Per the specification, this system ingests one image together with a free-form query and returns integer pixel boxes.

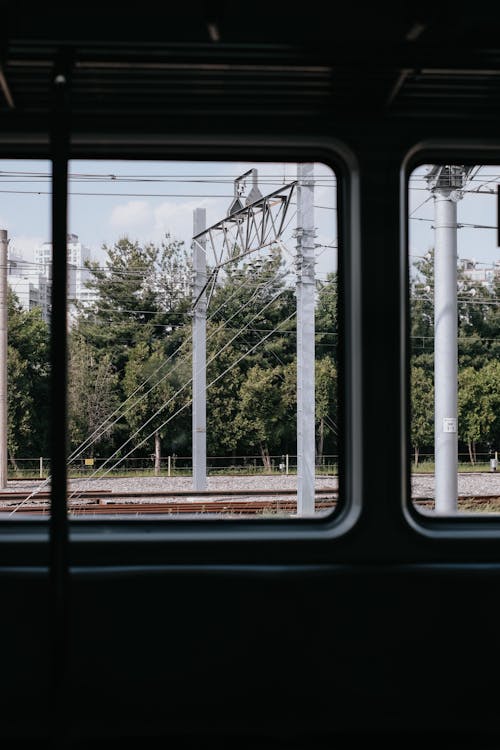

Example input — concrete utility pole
[192,208,207,491]
[426,166,471,513]
[296,164,316,516]
[0,230,7,489]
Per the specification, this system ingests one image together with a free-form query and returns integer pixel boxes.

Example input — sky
[0,159,337,282]
[409,164,500,272]
[0,158,498,282]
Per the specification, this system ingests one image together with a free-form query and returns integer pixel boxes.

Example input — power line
[85,311,299,488]
[0,189,234,198]
[70,291,296,494]
[65,268,290,475]
[0,169,337,181]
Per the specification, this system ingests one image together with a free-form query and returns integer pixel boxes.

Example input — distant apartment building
[459,258,500,289]
[36,233,95,303]
[8,233,98,324]
[7,254,52,322]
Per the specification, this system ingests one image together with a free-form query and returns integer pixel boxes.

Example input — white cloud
[109,200,153,233]
[106,198,230,251]
[152,197,228,248]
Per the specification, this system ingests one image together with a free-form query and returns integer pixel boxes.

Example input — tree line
[411,250,499,464]
[6,238,498,470]
[7,236,338,470]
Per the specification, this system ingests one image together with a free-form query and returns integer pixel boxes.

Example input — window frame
[0,133,363,566]
[402,139,500,539]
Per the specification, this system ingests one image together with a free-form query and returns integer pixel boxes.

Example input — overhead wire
[7,163,497,507]
[10,265,287,510]
[69,283,296,498]
[69,309,298,499]
[66,263,291,469]
[67,268,286,466]
[69,251,336,495]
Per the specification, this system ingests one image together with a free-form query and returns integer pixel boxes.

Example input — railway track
[71,499,336,515]
[5,498,338,516]
[0,489,499,515]
[0,487,338,515]
[415,496,500,510]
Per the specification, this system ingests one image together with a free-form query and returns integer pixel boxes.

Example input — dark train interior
[1,2,500,747]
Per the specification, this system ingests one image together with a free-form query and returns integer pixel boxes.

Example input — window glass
[64,159,339,520]
[0,160,51,519]
[409,164,500,514]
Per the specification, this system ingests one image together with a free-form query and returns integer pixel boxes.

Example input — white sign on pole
[443,417,457,433]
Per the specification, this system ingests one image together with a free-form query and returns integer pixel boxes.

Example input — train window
[32,157,341,523]
[0,159,52,521]
[409,163,500,516]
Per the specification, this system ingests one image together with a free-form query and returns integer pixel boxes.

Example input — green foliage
[68,334,120,456]
[235,364,292,467]
[206,335,244,455]
[315,272,338,362]
[122,339,191,456]
[68,235,192,459]
[410,365,434,464]
[207,246,296,370]
[410,251,434,348]
[6,227,498,468]
[7,346,31,457]
[457,272,500,368]
[458,361,500,462]
[7,290,50,457]
[78,235,191,373]
[410,249,499,460]
[315,355,338,458]
[205,246,297,461]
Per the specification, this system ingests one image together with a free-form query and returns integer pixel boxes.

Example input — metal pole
[49,51,72,748]
[433,189,459,513]
[296,164,316,516]
[0,230,8,488]
[192,208,207,491]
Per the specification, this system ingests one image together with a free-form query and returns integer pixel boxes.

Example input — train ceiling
[1,3,500,125]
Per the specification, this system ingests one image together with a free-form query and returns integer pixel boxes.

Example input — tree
[122,340,190,474]
[410,365,434,466]
[315,356,338,463]
[457,272,500,368]
[7,290,50,462]
[458,362,500,463]
[207,245,296,372]
[281,356,338,464]
[410,251,434,338]
[315,272,339,362]
[235,364,288,469]
[410,248,499,370]
[203,246,296,462]
[77,235,191,375]
[205,333,244,458]
[68,335,120,459]
[7,347,31,466]
[68,235,192,463]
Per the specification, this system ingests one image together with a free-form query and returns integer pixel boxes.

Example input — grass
[415,498,500,513]
[412,462,494,473]
[8,461,493,480]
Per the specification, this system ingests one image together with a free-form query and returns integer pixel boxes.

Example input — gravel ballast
[1,471,498,499]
